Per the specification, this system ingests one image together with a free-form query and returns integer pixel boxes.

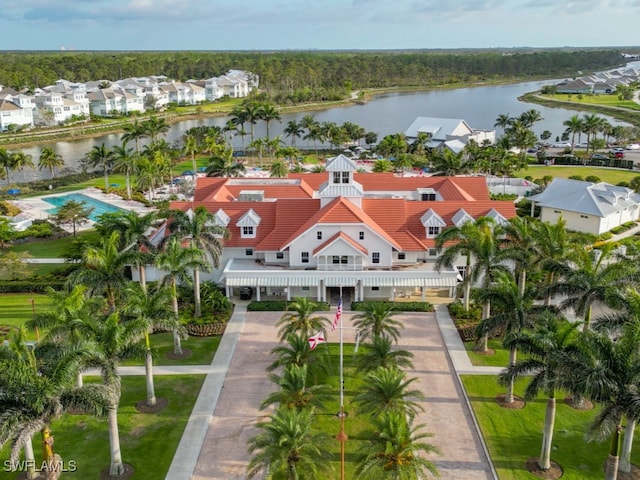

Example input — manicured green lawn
[8,230,98,258]
[22,175,128,197]
[0,293,51,341]
[465,339,511,367]
[0,374,205,480]
[122,332,222,366]
[520,165,640,185]
[461,375,640,479]
[540,93,640,111]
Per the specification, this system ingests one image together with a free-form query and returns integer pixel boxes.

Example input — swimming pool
[44,193,125,222]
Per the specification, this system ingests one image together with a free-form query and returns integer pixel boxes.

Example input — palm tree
[563,114,584,149]
[83,311,149,476]
[167,206,228,318]
[564,322,640,480]
[500,315,581,471]
[38,146,64,179]
[393,153,414,176]
[155,236,208,355]
[284,120,304,147]
[276,297,329,342]
[122,282,177,407]
[242,101,261,144]
[259,102,281,140]
[353,366,425,419]
[530,218,571,306]
[97,209,157,290]
[431,149,467,176]
[354,335,414,374]
[269,158,288,177]
[357,411,439,480]
[183,133,199,180]
[84,143,116,192]
[229,105,249,152]
[0,337,110,477]
[10,152,34,182]
[546,243,640,332]
[67,231,133,313]
[352,302,403,343]
[502,216,537,295]
[260,364,332,411]
[267,333,327,381]
[581,113,604,155]
[143,115,169,143]
[112,142,136,200]
[476,272,546,404]
[205,146,246,177]
[0,147,15,185]
[494,113,512,134]
[247,406,332,480]
[121,119,148,153]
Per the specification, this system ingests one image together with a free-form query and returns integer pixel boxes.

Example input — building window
[333,172,341,184]
[580,214,589,219]
[341,256,348,264]
[301,252,309,263]
[398,253,406,260]
[359,231,364,240]
[332,255,340,264]
[342,171,349,184]
[428,248,438,257]
[553,210,561,214]
[456,266,467,280]
[427,226,440,237]
[242,226,254,237]
[301,286,309,291]
[245,248,253,256]
[372,286,380,291]
[317,231,322,240]
[421,193,436,201]
[372,252,380,264]
[276,252,284,259]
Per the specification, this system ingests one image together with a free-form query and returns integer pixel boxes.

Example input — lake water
[7,71,637,183]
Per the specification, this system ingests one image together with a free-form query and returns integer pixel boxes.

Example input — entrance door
[327,287,353,306]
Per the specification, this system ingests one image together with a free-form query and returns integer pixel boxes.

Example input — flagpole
[335,285,347,480]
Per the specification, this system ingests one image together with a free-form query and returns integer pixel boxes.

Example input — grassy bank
[519,165,640,185]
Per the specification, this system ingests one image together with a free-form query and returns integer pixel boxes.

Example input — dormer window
[242,226,254,237]
[332,171,350,184]
[427,226,441,238]
[236,208,261,239]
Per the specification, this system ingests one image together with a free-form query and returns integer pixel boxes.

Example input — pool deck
[9,187,153,231]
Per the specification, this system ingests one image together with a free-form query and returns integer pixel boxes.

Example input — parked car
[610,148,625,158]
[590,153,609,161]
[239,287,253,300]
[626,143,640,150]
[552,142,572,148]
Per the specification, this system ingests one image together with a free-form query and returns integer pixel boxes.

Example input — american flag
[308,331,325,350]
[332,297,342,331]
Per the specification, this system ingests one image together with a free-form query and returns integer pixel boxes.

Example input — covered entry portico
[222,259,458,302]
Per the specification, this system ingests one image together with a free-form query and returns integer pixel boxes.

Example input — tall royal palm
[67,231,133,313]
[563,114,584,148]
[501,315,580,471]
[84,143,116,192]
[168,206,228,317]
[564,322,640,480]
[259,102,281,140]
[284,120,304,147]
[476,272,546,404]
[38,146,64,179]
[112,142,137,200]
[143,115,169,143]
[121,119,148,153]
[0,148,15,185]
[155,236,208,355]
[546,243,640,332]
[10,152,35,182]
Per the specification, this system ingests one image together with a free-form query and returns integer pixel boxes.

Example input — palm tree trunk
[172,279,182,355]
[605,424,622,480]
[518,268,527,297]
[620,419,635,473]
[539,395,556,470]
[194,268,201,318]
[125,171,132,200]
[104,169,109,192]
[108,406,125,476]
[463,257,472,311]
[139,265,147,292]
[23,437,37,480]
[77,371,83,388]
[583,305,592,333]
[505,348,517,403]
[145,348,157,407]
[476,299,491,352]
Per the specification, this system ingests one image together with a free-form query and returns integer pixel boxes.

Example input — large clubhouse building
[143,155,517,303]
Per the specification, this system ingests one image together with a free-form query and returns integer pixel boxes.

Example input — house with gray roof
[528,178,640,235]
[404,117,494,153]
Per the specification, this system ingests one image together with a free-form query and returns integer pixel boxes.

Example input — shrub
[0,281,65,293]
[13,221,55,240]
[447,301,482,323]
[247,300,330,311]
[350,301,434,312]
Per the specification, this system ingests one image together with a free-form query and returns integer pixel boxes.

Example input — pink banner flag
[308,331,325,350]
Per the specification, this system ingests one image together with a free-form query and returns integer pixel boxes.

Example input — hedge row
[350,301,434,312]
[247,300,331,311]
[0,281,65,293]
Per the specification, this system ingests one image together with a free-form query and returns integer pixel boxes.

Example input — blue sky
[1,0,639,51]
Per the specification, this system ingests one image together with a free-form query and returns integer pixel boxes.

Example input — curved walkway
[140,302,501,480]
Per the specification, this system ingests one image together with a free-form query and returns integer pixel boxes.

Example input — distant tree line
[0,49,625,105]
